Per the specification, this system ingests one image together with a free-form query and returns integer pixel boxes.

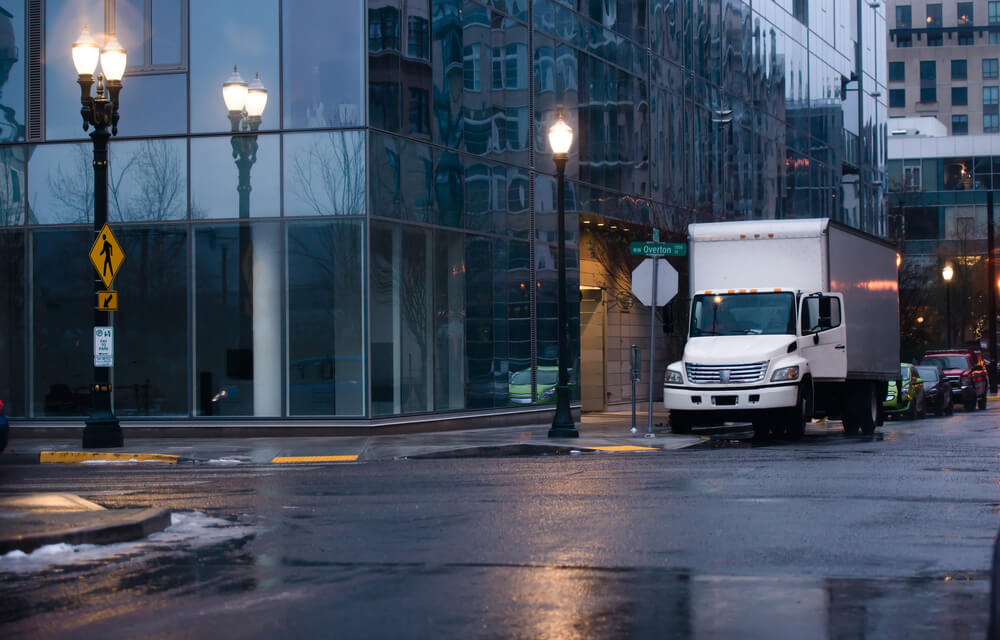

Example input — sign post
[631,239,680,437]
[85,223,125,448]
[629,344,641,434]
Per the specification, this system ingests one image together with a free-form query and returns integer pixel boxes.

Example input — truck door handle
[834,344,846,350]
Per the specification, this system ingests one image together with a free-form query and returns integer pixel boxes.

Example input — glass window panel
[925,4,940,26]
[109,138,186,221]
[116,0,145,66]
[984,59,999,80]
[952,115,968,135]
[114,74,187,137]
[992,1,1000,25]
[195,222,282,416]
[114,227,187,415]
[371,221,432,415]
[0,4,24,142]
[888,61,904,82]
[284,130,365,216]
[28,142,93,224]
[0,145,25,224]
[32,228,91,416]
[0,230,24,415]
[953,87,968,106]
[958,3,973,25]
[288,219,365,416]
[190,0,279,133]
[434,229,465,411]
[434,149,462,227]
[369,132,400,218]
[896,5,911,28]
[150,0,182,65]
[45,0,103,140]
[952,60,967,80]
[464,234,495,408]
[191,134,279,219]
[920,60,936,80]
[920,87,936,103]
[283,0,364,128]
[889,89,905,108]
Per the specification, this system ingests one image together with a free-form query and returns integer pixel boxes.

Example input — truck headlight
[771,365,800,381]
[665,368,683,384]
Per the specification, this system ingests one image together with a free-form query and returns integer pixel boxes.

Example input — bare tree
[46,144,93,224]
[109,140,185,222]
[290,132,365,215]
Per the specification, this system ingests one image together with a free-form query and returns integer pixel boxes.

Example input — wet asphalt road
[0,407,998,639]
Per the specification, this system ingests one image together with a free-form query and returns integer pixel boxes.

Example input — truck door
[800,293,847,380]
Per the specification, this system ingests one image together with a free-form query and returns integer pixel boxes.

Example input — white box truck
[664,218,899,438]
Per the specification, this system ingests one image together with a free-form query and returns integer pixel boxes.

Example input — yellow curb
[270,455,359,464]
[41,451,178,464]
[584,445,659,452]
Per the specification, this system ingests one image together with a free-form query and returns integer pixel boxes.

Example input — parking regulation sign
[94,326,114,367]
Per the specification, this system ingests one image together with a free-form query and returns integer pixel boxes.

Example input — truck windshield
[689,292,796,337]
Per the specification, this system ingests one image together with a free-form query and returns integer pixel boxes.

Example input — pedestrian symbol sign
[97,290,118,311]
[89,224,124,288]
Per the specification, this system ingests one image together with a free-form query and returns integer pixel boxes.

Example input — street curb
[405,443,664,459]
[0,507,171,554]
[0,451,182,465]
[39,451,179,464]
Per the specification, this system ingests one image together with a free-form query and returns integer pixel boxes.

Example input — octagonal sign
[631,258,678,307]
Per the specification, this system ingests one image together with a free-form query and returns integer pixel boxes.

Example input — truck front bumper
[664,383,799,413]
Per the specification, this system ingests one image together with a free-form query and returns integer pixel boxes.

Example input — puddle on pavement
[2,555,988,638]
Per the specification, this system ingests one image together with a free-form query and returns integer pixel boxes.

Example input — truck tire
[856,383,878,435]
[670,411,692,434]
[785,383,810,440]
[842,417,860,435]
[963,388,977,411]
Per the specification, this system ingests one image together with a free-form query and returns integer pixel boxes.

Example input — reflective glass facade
[0,1,886,421]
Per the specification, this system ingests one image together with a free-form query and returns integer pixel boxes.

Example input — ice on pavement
[0,511,254,573]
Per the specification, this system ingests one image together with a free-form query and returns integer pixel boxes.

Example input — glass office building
[0,1,886,423]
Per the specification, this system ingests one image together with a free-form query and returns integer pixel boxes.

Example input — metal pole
[549,154,578,437]
[647,259,658,435]
[82,126,122,448]
[989,190,997,393]
[946,282,952,347]
[630,344,640,434]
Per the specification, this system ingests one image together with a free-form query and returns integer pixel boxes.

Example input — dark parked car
[915,365,953,416]
[920,350,988,411]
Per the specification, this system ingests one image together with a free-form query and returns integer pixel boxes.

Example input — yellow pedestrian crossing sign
[89,224,124,288]
[97,290,118,311]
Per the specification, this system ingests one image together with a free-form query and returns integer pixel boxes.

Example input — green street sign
[629,241,687,257]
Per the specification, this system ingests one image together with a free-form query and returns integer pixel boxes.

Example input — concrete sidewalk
[0,408,703,466]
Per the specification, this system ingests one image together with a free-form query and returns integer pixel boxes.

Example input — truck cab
[666,288,845,439]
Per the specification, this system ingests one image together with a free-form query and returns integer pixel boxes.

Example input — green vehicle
[883,362,926,419]
[508,366,572,404]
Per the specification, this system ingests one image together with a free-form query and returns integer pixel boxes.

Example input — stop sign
[631,258,678,307]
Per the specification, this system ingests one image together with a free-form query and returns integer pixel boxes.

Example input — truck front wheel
[785,382,811,440]
[670,411,692,434]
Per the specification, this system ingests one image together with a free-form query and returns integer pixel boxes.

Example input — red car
[920,350,988,411]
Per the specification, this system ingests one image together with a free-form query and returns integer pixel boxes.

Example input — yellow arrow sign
[97,290,118,311]
[89,224,125,288]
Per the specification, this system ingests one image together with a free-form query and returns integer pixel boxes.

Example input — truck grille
[685,362,769,384]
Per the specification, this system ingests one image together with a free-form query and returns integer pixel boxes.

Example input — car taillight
[0,399,5,415]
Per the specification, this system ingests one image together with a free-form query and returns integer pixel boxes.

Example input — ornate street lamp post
[222,66,267,219]
[943,263,954,346]
[74,26,126,448]
[547,114,578,438]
